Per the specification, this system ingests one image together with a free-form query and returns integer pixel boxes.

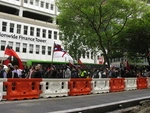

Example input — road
[0,89,150,113]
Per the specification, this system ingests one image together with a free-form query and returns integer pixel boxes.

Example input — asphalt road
[0,89,150,113]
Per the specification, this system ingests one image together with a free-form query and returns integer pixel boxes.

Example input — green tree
[119,9,150,65]
[57,0,146,67]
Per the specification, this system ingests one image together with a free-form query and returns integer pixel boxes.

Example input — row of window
[0,40,95,59]
[24,0,55,11]
[83,51,93,59]
[2,21,61,40]
[1,40,52,55]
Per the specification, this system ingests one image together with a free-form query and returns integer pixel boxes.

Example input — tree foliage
[119,7,150,65]
[56,0,147,67]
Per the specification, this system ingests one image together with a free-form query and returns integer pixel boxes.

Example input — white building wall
[0,0,21,6]
[0,0,100,65]
[0,15,63,62]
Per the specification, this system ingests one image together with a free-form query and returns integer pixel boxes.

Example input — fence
[0,77,149,101]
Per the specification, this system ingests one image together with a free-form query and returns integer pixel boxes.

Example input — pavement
[0,89,150,113]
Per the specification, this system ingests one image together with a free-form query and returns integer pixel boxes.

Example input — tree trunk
[147,57,150,66]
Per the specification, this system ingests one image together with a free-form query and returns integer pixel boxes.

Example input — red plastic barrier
[3,78,42,101]
[68,78,92,96]
[109,78,125,92]
[137,77,148,89]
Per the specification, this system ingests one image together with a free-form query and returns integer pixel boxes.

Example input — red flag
[78,59,85,68]
[12,56,24,69]
[147,52,150,57]
[5,45,19,58]
[4,45,23,69]
[124,60,130,71]
[69,60,75,68]
[3,56,11,65]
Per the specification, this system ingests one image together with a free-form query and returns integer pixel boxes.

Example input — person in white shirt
[12,65,22,78]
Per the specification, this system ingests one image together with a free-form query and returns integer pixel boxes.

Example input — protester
[64,65,71,78]
[12,65,22,78]
[2,61,149,78]
[27,65,36,78]
[33,64,43,78]
[0,64,7,78]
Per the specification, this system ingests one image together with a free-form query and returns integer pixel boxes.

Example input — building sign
[0,32,46,43]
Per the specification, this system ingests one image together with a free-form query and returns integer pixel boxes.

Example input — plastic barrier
[137,77,148,89]
[125,78,137,91]
[3,78,42,101]
[40,79,70,98]
[147,77,150,88]
[92,78,110,94]
[109,78,125,92]
[68,78,92,96]
[0,79,7,101]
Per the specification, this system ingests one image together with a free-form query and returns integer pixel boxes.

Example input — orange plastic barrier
[3,78,42,101]
[68,78,92,96]
[137,77,148,89]
[109,78,125,92]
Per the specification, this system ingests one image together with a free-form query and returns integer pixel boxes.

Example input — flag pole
[51,41,55,68]
[1,45,7,64]
[1,54,5,64]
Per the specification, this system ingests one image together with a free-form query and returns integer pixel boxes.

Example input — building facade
[0,0,100,64]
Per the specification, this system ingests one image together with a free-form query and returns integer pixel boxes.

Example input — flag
[4,45,23,69]
[53,43,73,61]
[147,52,150,57]
[69,60,75,67]
[78,59,85,68]
[3,56,11,66]
[124,60,130,71]
[99,56,104,64]
[5,45,19,57]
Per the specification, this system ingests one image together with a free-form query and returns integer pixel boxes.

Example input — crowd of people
[0,63,150,79]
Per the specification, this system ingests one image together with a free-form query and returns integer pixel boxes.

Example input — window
[42,46,45,55]
[41,1,44,8]
[97,55,100,60]
[29,44,33,53]
[30,27,34,36]
[24,0,28,3]
[36,28,40,37]
[8,42,13,49]
[87,52,89,59]
[54,31,57,39]
[46,3,49,9]
[83,51,85,58]
[48,30,52,39]
[10,23,14,33]
[50,4,54,10]
[23,43,27,53]
[36,45,40,54]
[30,0,33,5]
[16,42,20,52]
[91,52,93,59]
[42,29,46,38]
[1,41,6,51]
[2,22,7,32]
[47,46,51,55]
[17,24,21,34]
[24,26,28,35]
[35,0,39,6]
